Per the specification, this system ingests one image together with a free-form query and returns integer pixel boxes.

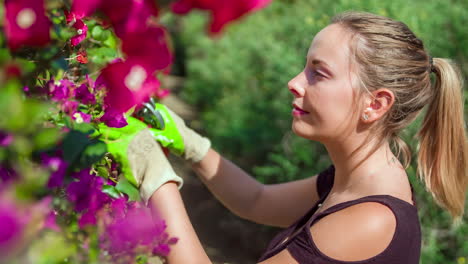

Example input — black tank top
[258,165,422,264]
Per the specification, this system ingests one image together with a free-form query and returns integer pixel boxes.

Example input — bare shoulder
[310,202,397,261]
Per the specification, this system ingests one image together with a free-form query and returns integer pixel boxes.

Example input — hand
[138,101,211,163]
[96,116,183,204]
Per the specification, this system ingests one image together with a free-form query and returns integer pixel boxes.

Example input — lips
[292,103,309,116]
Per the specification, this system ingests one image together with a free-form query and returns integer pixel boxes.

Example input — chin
[292,122,316,141]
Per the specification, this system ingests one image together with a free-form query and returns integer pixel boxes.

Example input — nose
[288,73,304,97]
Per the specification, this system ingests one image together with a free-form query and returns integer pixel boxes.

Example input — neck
[323,135,397,193]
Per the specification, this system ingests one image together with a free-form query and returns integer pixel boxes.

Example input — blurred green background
[164,0,468,263]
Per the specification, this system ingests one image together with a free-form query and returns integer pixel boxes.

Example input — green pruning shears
[95,101,184,187]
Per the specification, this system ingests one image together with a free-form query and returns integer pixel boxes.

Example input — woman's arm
[192,148,321,228]
[149,182,211,264]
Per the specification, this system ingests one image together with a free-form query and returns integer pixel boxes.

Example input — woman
[129,11,468,263]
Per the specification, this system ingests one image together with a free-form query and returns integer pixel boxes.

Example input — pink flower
[171,0,271,33]
[4,0,51,50]
[70,19,88,46]
[72,111,92,123]
[101,205,176,257]
[0,132,13,147]
[0,196,27,254]
[99,60,160,113]
[43,210,59,232]
[61,100,79,115]
[47,79,74,101]
[121,27,172,72]
[41,154,68,188]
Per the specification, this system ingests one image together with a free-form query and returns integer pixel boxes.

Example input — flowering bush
[0,0,270,263]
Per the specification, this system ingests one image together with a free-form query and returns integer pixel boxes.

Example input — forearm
[191,148,265,221]
[149,182,211,264]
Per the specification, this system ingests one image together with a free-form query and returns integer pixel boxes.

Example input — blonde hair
[332,11,468,219]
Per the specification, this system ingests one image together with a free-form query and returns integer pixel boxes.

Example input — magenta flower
[71,0,103,20]
[72,111,92,123]
[99,107,128,128]
[67,170,110,227]
[4,0,51,50]
[41,155,68,188]
[171,0,271,33]
[70,19,88,46]
[99,60,160,113]
[43,210,59,232]
[74,83,96,104]
[0,197,27,254]
[0,132,13,147]
[100,0,158,38]
[121,27,172,72]
[61,100,79,115]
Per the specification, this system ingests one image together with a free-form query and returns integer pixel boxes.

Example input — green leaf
[74,122,96,135]
[116,177,140,202]
[96,166,110,178]
[102,185,122,199]
[75,140,107,170]
[62,130,92,164]
[33,127,61,150]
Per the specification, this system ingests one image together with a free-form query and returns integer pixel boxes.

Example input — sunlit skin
[289,24,357,143]
[289,24,410,198]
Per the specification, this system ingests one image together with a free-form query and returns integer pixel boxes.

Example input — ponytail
[417,58,468,220]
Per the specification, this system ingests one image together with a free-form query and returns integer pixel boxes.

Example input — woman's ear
[361,89,395,123]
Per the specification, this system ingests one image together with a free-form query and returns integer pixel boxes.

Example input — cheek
[320,81,356,124]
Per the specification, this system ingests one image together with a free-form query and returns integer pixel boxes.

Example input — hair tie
[429,56,435,73]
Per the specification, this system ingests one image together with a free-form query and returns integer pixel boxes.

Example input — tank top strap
[308,194,417,227]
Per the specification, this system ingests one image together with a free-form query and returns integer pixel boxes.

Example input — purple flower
[4,0,51,50]
[101,205,175,256]
[0,132,13,147]
[0,165,17,183]
[72,111,92,123]
[0,197,27,254]
[99,107,128,128]
[47,79,74,101]
[99,60,160,113]
[121,27,172,72]
[67,170,110,227]
[41,155,68,188]
[74,83,96,104]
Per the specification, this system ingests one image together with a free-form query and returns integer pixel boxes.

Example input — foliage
[177,0,468,262]
[0,0,272,263]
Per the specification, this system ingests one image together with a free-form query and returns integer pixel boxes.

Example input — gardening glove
[96,116,183,204]
[138,100,211,163]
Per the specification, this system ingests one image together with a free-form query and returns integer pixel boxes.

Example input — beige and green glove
[127,129,183,204]
[138,101,211,163]
[97,116,183,205]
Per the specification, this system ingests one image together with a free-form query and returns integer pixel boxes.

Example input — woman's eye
[308,69,324,79]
